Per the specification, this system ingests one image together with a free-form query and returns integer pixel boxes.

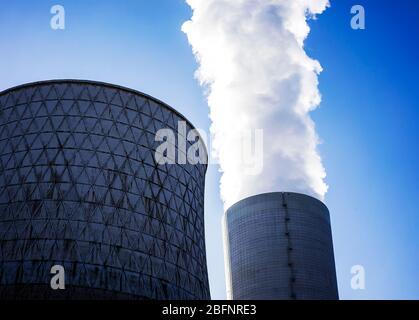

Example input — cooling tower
[0,80,210,300]
[223,192,338,300]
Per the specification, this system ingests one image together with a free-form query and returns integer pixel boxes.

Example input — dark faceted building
[0,80,210,299]
[223,192,338,300]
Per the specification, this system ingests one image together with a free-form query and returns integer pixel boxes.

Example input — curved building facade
[0,80,210,299]
[223,192,338,300]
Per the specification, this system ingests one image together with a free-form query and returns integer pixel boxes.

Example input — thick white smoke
[182,0,330,210]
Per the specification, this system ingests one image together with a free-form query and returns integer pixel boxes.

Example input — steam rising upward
[182,0,330,210]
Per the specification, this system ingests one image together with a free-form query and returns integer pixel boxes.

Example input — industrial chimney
[223,192,338,300]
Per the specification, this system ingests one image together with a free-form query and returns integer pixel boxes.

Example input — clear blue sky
[1,0,418,299]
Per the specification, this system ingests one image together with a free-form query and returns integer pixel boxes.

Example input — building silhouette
[0,80,210,299]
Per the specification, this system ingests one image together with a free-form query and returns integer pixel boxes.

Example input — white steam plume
[182,0,330,210]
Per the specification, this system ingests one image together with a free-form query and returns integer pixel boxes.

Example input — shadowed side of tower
[223,192,338,300]
[0,80,210,300]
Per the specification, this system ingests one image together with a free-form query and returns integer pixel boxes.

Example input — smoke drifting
[182,0,330,210]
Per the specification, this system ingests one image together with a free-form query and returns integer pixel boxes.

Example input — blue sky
[1,0,418,299]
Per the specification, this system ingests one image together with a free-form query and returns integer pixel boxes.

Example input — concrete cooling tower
[0,80,210,300]
[223,192,338,300]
